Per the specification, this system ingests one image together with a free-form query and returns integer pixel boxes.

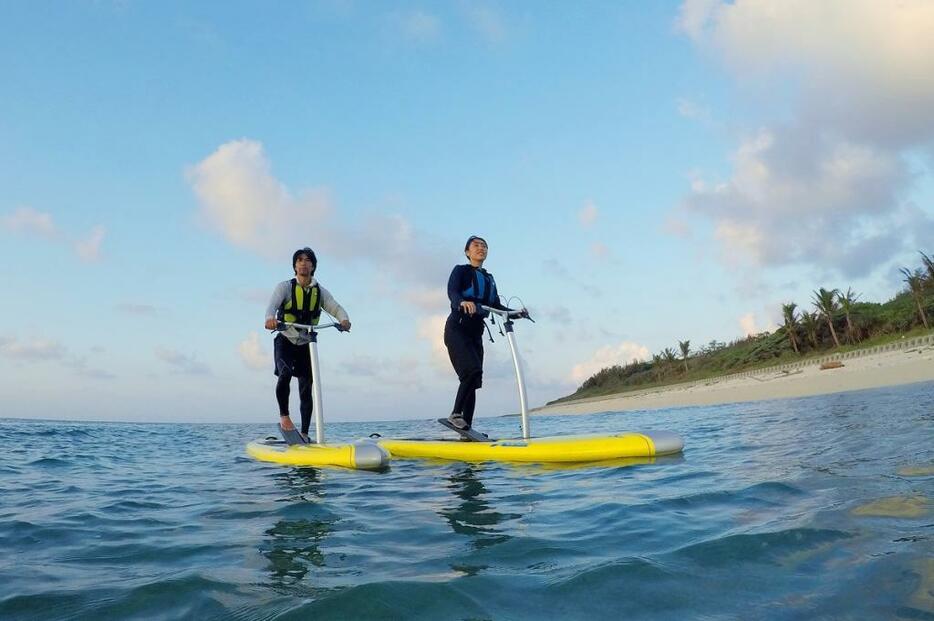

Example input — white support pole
[309,333,325,445]
[504,322,531,439]
[479,305,532,439]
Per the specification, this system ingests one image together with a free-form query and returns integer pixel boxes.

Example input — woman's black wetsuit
[444,264,507,427]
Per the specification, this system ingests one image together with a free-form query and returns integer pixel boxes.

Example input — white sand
[534,345,934,416]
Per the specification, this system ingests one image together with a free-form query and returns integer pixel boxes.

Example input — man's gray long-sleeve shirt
[265,279,349,345]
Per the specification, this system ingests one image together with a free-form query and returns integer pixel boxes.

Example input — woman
[443,235,513,430]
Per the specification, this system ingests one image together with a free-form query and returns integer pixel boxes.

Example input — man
[265,247,351,443]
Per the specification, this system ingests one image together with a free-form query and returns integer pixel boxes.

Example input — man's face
[466,239,488,263]
[295,254,315,275]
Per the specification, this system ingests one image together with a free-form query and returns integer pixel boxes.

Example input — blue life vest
[462,267,498,310]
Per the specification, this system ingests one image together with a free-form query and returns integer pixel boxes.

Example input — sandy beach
[535,342,934,416]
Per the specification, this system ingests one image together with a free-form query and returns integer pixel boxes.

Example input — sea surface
[1,381,932,621]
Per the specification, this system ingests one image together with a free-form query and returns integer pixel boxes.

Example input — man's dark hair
[292,247,317,273]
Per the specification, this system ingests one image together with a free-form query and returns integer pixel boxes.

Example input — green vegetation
[552,251,934,404]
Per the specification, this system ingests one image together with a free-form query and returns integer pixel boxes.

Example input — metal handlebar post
[481,306,532,439]
[308,331,325,444]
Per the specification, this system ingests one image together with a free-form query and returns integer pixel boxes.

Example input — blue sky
[3,1,933,424]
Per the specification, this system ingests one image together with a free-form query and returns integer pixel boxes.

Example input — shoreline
[534,344,934,416]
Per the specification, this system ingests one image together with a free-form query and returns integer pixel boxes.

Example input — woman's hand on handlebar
[460,301,477,315]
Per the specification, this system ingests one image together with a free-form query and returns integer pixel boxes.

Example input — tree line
[554,251,934,403]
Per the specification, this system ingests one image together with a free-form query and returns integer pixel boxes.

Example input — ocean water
[1,382,932,621]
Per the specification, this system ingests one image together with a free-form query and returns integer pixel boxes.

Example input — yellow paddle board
[377,430,683,463]
[246,438,390,470]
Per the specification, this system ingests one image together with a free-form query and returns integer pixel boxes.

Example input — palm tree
[900,267,930,329]
[678,340,691,373]
[812,287,841,347]
[781,302,800,354]
[837,288,861,344]
[661,348,677,378]
[662,347,677,366]
[801,311,820,349]
[920,251,934,288]
[651,353,663,381]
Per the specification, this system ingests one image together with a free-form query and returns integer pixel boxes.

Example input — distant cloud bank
[675,0,934,277]
[570,341,650,384]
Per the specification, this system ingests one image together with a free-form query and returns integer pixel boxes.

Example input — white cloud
[569,341,651,384]
[75,225,105,262]
[578,201,598,227]
[402,286,447,309]
[187,139,450,290]
[677,0,934,145]
[683,127,912,274]
[0,337,63,361]
[2,207,107,263]
[0,336,112,378]
[738,312,775,337]
[155,348,211,376]
[238,332,268,370]
[677,97,711,122]
[416,314,449,372]
[676,0,934,277]
[187,139,333,258]
[2,206,57,238]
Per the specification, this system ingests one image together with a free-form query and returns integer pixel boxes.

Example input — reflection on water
[273,467,325,503]
[263,518,332,582]
[439,464,520,552]
[261,468,336,589]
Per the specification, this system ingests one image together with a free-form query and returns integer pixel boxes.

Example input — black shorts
[273,334,311,377]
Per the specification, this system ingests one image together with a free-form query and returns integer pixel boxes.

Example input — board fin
[438,418,491,442]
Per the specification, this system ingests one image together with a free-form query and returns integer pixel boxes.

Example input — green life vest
[279,278,321,325]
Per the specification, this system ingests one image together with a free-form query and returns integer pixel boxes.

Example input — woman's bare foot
[279,415,296,431]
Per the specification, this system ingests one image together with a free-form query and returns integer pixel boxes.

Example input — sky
[2,1,933,424]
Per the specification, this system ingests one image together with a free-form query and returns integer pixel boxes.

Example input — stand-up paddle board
[246,321,390,471]
[377,306,684,464]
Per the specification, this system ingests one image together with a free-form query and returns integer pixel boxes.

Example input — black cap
[464,235,487,251]
[292,247,317,273]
